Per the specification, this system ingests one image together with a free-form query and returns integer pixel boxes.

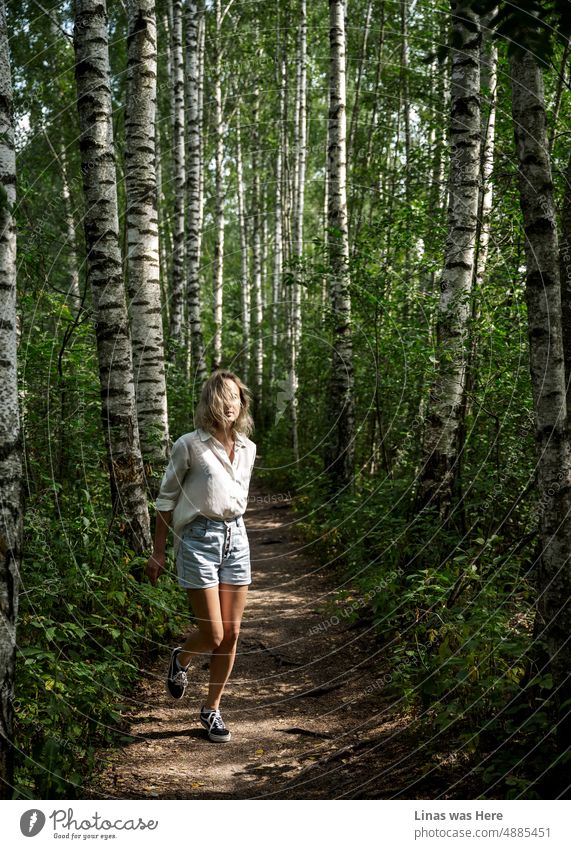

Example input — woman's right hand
[145,552,165,586]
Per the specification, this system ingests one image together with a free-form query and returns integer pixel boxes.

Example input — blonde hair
[195,369,254,438]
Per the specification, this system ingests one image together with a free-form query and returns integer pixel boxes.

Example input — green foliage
[13,292,186,798]
[14,486,183,799]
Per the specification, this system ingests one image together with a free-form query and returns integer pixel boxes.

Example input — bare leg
[205,584,249,710]
[178,586,224,667]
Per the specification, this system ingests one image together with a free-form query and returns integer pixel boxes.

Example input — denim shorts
[176,514,251,589]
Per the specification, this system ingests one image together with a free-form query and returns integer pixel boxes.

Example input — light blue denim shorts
[176,514,251,589]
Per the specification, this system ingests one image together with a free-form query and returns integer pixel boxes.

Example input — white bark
[185,0,207,383]
[212,0,225,369]
[168,0,186,348]
[73,0,151,553]
[270,54,286,392]
[251,82,263,408]
[326,0,355,492]
[59,143,81,315]
[236,116,251,385]
[290,0,307,462]
[416,0,481,518]
[474,12,497,291]
[125,0,170,472]
[155,131,170,327]
[0,0,21,794]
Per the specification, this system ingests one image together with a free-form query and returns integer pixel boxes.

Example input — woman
[145,369,256,743]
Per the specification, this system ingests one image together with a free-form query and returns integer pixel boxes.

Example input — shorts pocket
[186,520,207,539]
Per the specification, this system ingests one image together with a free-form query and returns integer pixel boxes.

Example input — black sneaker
[200,704,232,742]
[166,647,189,699]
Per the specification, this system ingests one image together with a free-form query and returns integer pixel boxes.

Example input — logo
[20,809,46,837]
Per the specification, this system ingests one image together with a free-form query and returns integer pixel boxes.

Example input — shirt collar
[198,427,245,447]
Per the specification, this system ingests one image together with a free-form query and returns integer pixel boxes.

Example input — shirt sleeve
[155,437,192,512]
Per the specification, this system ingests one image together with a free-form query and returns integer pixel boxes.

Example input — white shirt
[155,427,257,553]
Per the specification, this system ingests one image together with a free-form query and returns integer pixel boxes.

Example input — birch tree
[73,0,151,553]
[59,143,81,315]
[125,0,170,473]
[0,0,21,796]
[415,0,481,520]
[251,81,264,407]
[168,0,186,349]
[185,0,207,384]
[454,9,498,522]
[236,115,251,384]
[212,0,225,369]
[290,0,307,462]
[473,10,497,295]
[511,45,571,754]
[270,52,286,391]
[325,0,355,492]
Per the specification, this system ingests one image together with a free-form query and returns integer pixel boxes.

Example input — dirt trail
[85,482,479,800]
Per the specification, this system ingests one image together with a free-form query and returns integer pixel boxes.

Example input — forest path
[85,481,477,800]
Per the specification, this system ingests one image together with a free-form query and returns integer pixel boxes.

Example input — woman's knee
[220,626,240,646]
[199,625,224,650]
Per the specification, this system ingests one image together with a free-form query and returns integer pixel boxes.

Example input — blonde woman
[145,369,256,743]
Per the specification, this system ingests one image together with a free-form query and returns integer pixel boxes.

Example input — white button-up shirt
[155,427,257,553]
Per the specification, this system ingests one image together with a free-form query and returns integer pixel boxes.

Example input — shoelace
[204,709,225,730]
[173,666,188,687]
[172,661,188,687]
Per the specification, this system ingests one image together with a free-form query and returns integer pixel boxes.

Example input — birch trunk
[73,0,151,553]
[185,0,207,384]
[415,0,481,519]
[282,55,292,267]
[290,0,307,461]
[212,0,225,369]
[325,0,355,492]
[60,143,81,315]
[511,47,571,756]
[156,132,170,328]
[251,82,264,409]
[236,116,251,385]
[159,12,174,329]
[474,12,497,294]
[125,0,169,473]
[270,54,286,392]
[454,10,498,521]
[261,181,269,309]
[0,0,21,795]
[168,0,186,350]
[321,114,329,312]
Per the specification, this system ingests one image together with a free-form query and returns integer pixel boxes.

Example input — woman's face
[222,379,241,424]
